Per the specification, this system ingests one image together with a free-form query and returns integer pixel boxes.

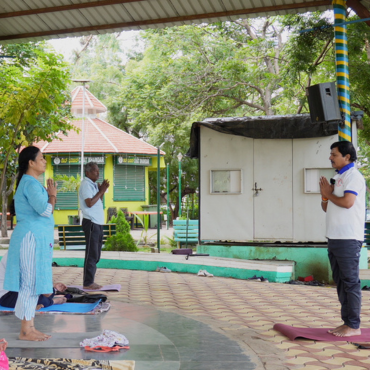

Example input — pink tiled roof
[36,118,164,155]
[71,86,107,113]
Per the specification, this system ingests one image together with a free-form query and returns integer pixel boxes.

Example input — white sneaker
[158,267,171,273]
[198,269,213,277]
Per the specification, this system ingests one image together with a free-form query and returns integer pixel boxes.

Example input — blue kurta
[4,175,54,295]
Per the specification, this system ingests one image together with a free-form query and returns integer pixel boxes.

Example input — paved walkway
[2,226,370,368]
[48,265,370,370]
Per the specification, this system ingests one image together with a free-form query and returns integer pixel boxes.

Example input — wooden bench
[58,224,116,250]
[173,220,199,248]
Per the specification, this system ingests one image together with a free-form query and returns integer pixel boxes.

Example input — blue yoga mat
[0,300,100,313]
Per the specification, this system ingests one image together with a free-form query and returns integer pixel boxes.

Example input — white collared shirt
[326,164,366,241]
[79,177,105,225]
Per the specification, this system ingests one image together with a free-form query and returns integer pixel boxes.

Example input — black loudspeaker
[306,82,342,123]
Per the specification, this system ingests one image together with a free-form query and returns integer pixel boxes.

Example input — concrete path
[2,226,370,369]
[46,265,370,370]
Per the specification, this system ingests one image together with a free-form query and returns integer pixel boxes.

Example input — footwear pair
[304,280,325,287]
[156,266,171,273]
[197,270,213,277]
[247,275,269,283]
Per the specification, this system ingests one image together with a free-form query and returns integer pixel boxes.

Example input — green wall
[197,244,368,284]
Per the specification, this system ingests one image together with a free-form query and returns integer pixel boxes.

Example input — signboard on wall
[52,156,105,165]
[115,156,152,166]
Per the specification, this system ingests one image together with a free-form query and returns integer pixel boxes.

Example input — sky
[47,30,142,62]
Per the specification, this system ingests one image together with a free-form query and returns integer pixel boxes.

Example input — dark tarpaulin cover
[188,114,338,158]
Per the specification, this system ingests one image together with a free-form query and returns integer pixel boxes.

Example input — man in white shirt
[79,162,110,290]
[320,141,366,337]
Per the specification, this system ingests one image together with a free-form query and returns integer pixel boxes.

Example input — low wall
[197,244,368,283]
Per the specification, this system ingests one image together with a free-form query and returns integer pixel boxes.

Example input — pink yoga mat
[274,323,370,342]
[68,284,121,292]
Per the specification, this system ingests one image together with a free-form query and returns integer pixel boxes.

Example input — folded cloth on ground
[84,345,130,352]
[80,330,129,348]
[66,294,107,303]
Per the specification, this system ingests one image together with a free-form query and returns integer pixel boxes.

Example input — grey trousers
[328,238,362,329]
[82,218,103,287]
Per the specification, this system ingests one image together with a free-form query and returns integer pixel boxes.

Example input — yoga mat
[4,331,101,348]
[274,323,370,342]
[68,284,121,292]
[8,358,135,370]
[0,301,100,313]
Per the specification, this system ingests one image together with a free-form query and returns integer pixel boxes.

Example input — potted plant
[134,214,157,251]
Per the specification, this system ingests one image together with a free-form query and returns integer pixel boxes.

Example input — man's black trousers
[82,218,103,287]
[328,238,362,329]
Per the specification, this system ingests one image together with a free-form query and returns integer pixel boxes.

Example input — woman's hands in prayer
[46,179,57,198]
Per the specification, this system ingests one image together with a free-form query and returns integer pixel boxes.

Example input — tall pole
[157,147,161,252]
[72,79,91,225]
[72,79,91,177]
[333,0,351,142]
[81,83,86,178]
[167,163,170,230]
[177,153,183,218]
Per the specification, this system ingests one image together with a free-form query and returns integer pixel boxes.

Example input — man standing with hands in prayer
[79,162,110,290]
[320,141,365,337]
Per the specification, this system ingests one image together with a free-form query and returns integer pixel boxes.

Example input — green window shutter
[54,165,104,210]
[54,166,81,210]
[113,165,145,201]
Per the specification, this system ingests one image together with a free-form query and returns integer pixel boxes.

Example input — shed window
[304,168,335,193]
[210,170,242,194]
[113,165,145,201]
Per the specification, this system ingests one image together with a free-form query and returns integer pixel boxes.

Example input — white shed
[189,114,339,243]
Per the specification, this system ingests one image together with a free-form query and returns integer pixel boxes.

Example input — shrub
[105,233,138,252]
[105,209,138,252]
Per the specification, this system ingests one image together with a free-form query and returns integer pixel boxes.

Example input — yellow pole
[333,0,351,141]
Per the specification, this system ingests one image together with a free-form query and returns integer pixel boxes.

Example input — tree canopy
[69,13,370,216]
[0,42,73,235]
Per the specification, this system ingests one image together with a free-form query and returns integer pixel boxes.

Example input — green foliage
[0,42,74,193]
[104,233,138,252]
[0,42,74,236]
[134,213,156,246]
[164,235,177,249]
[68,14,370,217]
[105,210,138,252]
[54,174,81,192]
[116,210,131,234]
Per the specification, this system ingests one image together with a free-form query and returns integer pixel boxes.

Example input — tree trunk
[1,190,7,238]
[1,174,16,237]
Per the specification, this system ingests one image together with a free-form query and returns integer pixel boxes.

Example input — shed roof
[188,114,338,158]
[0,0,347,44]
[36,117,163,155]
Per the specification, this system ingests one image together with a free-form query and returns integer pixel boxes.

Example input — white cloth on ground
[80,330,129,348]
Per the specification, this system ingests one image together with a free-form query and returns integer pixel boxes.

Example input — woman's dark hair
[330,141,357,162]
[16,146,40,189]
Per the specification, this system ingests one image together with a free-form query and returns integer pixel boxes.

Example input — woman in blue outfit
[4,146,57,341]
